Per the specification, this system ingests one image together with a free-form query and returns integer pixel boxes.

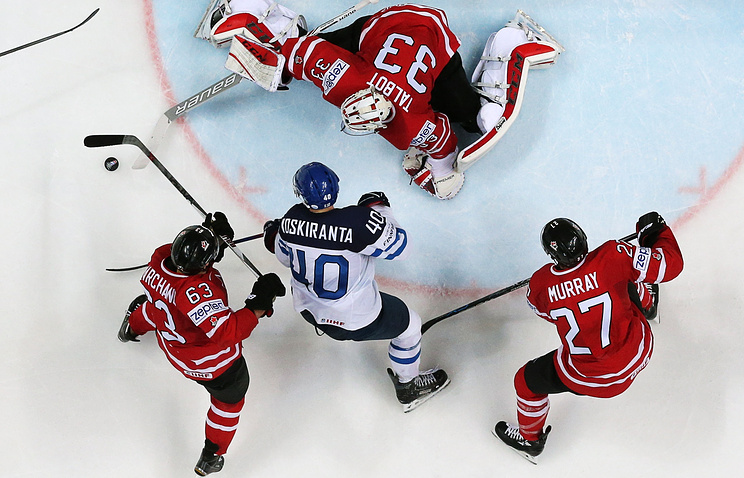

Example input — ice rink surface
[1,1,743,476]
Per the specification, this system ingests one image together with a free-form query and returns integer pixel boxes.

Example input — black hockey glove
[636,211,666,247]
[358,191,390,208]
[244,273,286,317]
[203,212,234,262]
[263,219,280,254]
[203,212,235,240]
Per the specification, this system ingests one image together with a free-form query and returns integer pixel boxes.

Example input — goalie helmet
[293,162,340,210]
[541,218,588,269]
[170,225,220,274]
[340,86,394,135]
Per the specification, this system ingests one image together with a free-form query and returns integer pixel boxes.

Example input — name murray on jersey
[281,217,353,243]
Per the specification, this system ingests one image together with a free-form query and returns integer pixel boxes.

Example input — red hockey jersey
[133,244,260,380]
[281,4,460,159]
[526,227,683,398]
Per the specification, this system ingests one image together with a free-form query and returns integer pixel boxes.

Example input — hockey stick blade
[421,232,637,334]
[85,134,263,277]
[84,134,127,148]
[0,8,99,58]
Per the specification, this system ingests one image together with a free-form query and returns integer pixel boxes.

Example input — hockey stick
[131,73,243,169]
[84,134,262,277]
[0,8,99,58]
[105,232,264,272]
[132,0,381,169]
[421,232,637,334]
[308,0,380,36]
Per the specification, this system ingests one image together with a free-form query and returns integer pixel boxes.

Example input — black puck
[104,157,119,171]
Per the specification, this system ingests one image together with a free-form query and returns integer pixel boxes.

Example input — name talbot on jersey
[281,218,353,243]
[548,272,599,303]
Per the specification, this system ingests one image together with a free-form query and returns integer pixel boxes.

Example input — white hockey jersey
[273,203,409,330]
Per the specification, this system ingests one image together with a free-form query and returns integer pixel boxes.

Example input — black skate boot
[387,368,450,412]
[117,295,146,343]
[194,440,224,476]
[493,421,551,465]
[642,283,659,322]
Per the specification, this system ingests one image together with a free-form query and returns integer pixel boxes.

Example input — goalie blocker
[225,34,286,92]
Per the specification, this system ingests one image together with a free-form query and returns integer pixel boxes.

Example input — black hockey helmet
[170,225,220,274]
[541,218,588,269]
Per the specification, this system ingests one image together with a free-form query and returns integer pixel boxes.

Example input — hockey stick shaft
[84,134,263,277]
[0,8,99,58]
[421,232,637,334]
[308,0,380,36]
[104,232,264,272]
[131,73,244,169]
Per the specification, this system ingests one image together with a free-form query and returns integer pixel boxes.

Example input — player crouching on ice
[493,213,683,464]
[194,1,564,200]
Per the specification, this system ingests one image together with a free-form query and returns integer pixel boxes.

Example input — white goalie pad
[195,0,305,49]
[225,35,285,92]
[457,11,564,172]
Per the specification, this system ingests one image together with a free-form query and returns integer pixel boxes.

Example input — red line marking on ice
[142,0,267,224]
[677,166,707,196]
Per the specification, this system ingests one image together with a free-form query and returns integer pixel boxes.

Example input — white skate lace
[414,370,438,387]
[503,423,529,445]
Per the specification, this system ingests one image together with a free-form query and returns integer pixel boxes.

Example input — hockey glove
[263,219,280,254]
[636,211,666,247]
[358,191,390,208]
[244,272,286,317]
[204,212,234,262]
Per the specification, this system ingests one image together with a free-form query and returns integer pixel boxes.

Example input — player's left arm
[356,198,410,261]
[630,212,684,284]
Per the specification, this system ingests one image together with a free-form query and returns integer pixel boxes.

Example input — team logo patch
[633,246,651,272]
[411,120,436,146]
[323,59,349,95]
[188,299,228,326]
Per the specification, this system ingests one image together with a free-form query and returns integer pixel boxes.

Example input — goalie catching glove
[244,272,286,317]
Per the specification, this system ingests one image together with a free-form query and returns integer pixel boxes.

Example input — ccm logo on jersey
[188,299,228,326]
[322,59,350,95]
[633,247,651,272]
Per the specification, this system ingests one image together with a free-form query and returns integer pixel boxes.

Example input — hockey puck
[104,157,119,171]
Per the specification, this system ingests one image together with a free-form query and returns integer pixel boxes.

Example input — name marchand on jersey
[281,217,354,243]
[141,265,176,304]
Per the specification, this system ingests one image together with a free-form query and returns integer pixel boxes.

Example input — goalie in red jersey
[492,212,684,464]
[196,1,564,200]
[117,212,285,476]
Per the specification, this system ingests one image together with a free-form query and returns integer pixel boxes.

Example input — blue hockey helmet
[541,218,588,269]
[293,162,340,210]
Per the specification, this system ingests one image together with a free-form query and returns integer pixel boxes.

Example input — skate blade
[491,428,540,465]
[515,10,565,53]
[193,0,224,38]
[401,377,451,413]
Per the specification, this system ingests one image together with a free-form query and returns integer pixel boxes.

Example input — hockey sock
[127,304,155,336]
[205,397,245,455]
[514,365,550,441]
[389,308,423,382]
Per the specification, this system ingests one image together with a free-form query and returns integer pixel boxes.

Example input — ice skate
[194,0,231,43]
[387,368,450,412]
[117,295,146,343]
[194,453,224,476]
[402,148,464,200]
[493,421,551,465]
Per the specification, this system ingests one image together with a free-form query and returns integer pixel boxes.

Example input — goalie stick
[133,0,382,169]
[84,134,262,277]
[131,72,244,169]
[105,232,264,272]
[0,8,99,58]
[421,232,636,334]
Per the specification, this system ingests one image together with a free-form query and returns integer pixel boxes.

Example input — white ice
[1,1,743,477]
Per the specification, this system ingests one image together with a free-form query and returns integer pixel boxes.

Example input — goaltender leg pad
[225,35,285,91]
[457,42,561,172]
[196,0,305,49]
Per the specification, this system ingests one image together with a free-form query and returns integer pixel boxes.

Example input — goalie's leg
[195,0,306,49]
